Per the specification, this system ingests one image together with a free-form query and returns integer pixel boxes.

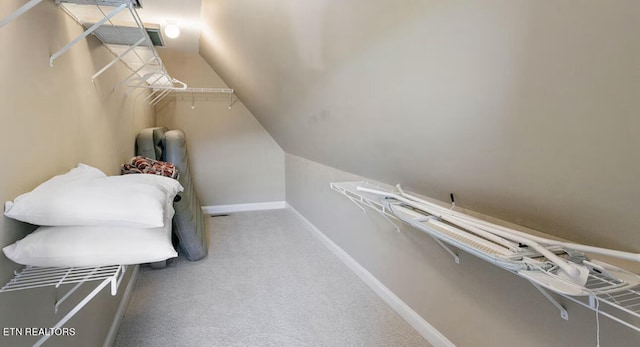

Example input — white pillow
[4,164,180,228]
[2,205,177,267]
[106,173,183,199]
[63,163,108,179]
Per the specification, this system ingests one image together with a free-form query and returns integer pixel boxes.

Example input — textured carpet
[113,209,431,347]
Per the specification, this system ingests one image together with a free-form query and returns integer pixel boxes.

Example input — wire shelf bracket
[0,0,44,29]
[50,2,128,67]
[0,265,127,347]
[531,282,570,320]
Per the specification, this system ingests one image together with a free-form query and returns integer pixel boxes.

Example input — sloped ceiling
[198,0,640,251]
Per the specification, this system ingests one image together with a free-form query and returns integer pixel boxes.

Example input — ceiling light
[164,23,180,39]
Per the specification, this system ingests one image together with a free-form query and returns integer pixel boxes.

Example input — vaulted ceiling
[194,0,640,252]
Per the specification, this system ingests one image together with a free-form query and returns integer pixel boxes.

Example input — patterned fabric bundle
[122,156,179,179]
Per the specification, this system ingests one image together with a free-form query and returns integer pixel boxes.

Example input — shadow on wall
[200,1,640,255]
[0,218,35,285]
[491,2,640,251]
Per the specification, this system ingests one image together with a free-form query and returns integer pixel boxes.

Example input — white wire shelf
[152,87,238,109]
[331,181,640,333]
[1,0,187,104]
[0,265,124,294]
[567,272,640,333]
[0,265,127,347]
[56,0,185,95]
[2,1,238,108]
[157,87,234,94]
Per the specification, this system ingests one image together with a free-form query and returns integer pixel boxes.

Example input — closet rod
[172,87,234,94]
[116,58,160,90]
[130,80,188,90]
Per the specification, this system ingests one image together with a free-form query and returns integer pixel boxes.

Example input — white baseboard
[286,203,455,347]
[202,201,286,215]
[103,265,139,347]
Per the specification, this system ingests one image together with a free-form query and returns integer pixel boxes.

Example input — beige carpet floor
[114,209,431,347]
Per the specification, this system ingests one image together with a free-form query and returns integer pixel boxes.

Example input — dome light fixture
[164,23,180,39]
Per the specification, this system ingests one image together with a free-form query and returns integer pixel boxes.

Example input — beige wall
[286,153,639,346]
[198,1,640,344]
[156,49,285,205]
[1,1,154,345]
[200,0,640,252]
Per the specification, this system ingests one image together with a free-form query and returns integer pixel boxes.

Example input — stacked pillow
[2,164,182,267]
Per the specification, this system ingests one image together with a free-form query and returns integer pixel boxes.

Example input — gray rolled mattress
[135,127,208,261]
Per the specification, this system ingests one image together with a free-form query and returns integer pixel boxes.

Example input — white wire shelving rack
[54,0,185,102]
[330,181,640,334]
[152,87,237,109]
[2,0,180,104]
[2,0,237,107]
[0,265,127,347]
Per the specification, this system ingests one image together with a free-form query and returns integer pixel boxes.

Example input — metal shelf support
[0,0,43,29]
[49,2,128,66]
[531,282,569,320]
